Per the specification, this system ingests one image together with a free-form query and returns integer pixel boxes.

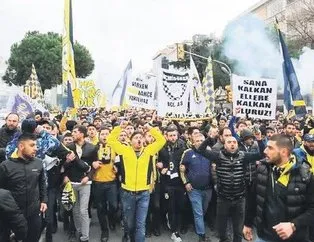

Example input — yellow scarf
[277,158,296,187]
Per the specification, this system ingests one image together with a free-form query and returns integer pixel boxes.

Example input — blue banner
[11,94,33,120]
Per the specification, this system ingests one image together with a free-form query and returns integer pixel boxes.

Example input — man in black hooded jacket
[0,133,47,242]
[0,188,28,242]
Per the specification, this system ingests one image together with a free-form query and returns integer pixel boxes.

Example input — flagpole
[312,80,314,116]
[183,51,232,75]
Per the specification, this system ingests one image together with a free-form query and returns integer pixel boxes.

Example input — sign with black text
[232,75,277,120]
[126,74,156,109]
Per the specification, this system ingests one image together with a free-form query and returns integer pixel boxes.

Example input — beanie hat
[21,119,37,133]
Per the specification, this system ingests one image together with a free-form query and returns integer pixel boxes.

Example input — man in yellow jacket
[107,121,166,242]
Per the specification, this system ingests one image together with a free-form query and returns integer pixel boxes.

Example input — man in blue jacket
[180,133,212,242]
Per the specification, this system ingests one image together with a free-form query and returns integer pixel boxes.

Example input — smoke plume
[222,14,314,95]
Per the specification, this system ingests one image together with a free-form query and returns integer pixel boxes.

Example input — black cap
[240,128,254,140]
[304,134,314,142]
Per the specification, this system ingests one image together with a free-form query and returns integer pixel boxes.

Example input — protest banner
[126,74,156,109]
[11,94,34,120]
[157,66,190,116]
[77,79,101,107]
[232,75,277,119]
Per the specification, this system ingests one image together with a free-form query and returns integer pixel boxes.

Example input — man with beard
[158,126,188,242]
[198,136,263,242]
[64,125,98,242]
[243,134,314,242]
[0,113,20,162]
[93,117,103,131]
[0,133,47,242]
[284,123,301,148]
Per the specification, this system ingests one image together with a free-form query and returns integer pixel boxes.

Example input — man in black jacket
[64,125,98,242]
[243,134,314,242]
[198,136,263,242]
[0,188,28,242]
[0,133,47,242]
[0,113,19,162]
[158,126,188,242]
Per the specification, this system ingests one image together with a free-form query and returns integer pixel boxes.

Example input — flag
[23,64,45,103]
[11,94,33,120]
[111,60,132,107]
[276,19,306,117]
[189,55,206,113]
[202,56,215,113]
[62,0,78,108]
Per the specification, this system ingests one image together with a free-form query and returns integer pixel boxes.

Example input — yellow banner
[77,80,101,107]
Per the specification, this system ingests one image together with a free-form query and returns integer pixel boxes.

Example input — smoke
[222,14,314,95]
[293,47,314,95]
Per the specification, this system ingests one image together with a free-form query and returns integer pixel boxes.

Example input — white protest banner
[232,75,277,119]
[126,74,156,109]
[157,66,190,116]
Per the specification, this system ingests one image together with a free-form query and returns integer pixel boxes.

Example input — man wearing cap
[239,128,264,187]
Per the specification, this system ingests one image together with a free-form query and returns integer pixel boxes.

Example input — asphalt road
[42,209,254,241]
[42,213,221,242]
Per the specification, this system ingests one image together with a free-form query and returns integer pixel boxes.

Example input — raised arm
[107,125,127,155]
[146,125,166,155]
[198,137,220,161]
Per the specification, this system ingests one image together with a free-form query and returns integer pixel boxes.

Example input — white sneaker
[171,232,182,242]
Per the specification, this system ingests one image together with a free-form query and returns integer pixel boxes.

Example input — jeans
[23,213,42,242]
[217,196,245,242]
[94,181,118,232]
[188,189,212,235]
[121,189,150,242]
[72,183,91,241]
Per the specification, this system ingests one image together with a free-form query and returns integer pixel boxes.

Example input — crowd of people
[0,107,314,242]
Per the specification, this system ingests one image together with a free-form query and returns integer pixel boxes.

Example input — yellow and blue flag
[62,0,78,109]
[276,19,306,117]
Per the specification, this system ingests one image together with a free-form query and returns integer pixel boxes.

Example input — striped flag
[111,60,132,107]
[276,19,306,117]
[202,56,215,113]
[62,0,78,108]
[23,64,45,103]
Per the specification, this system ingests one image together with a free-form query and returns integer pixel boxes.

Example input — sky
[0,0,261,95]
